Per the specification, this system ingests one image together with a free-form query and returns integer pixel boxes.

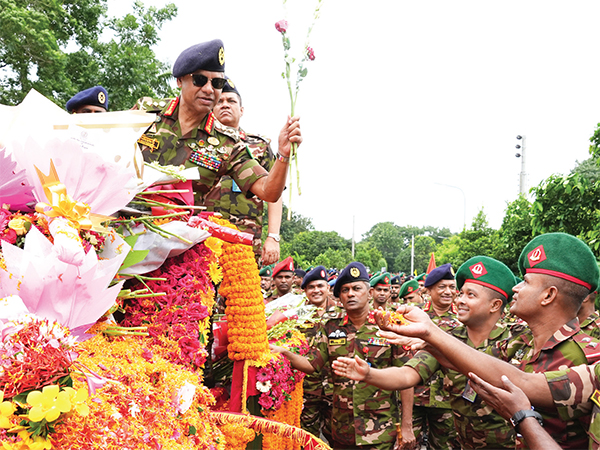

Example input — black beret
[301,265,328,289]
[390,275,401,285]
[424,263,454,287]
[334,262,369,297]
[222,77,241,99]
[172,39,225,77]
[294,269,306,278]
[66,86,108,113]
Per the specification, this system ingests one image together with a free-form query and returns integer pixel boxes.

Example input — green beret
[259,267,272,277]
[399,279,420,298]
[416,273,426,282]
[456,256,516,301]
[518,232,599,292]
[370,272,391,287]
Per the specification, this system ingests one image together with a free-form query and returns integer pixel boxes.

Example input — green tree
[361,222,405,272]
[313,248,353,270]
[0,0,177,110]
[571,156,600,184]
[270,205,314,243]
[354,241,385,272]
[497,195,533,273]
[394,235,437,275]
[287,230,350,263]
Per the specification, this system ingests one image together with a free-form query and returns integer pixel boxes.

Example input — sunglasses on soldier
[189,74,227,90]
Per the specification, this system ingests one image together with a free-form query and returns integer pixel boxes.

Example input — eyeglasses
[189,74,227,90]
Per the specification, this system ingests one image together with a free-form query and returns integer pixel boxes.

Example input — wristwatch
[267,233,281,242]
[510,409,543,433]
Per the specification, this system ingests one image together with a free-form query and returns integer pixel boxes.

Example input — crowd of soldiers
[65,38,600,450]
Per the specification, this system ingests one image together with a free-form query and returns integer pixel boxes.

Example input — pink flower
[306,46,315,61]
[275,20,288,33]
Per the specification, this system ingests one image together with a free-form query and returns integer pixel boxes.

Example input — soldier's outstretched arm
[250,116,302,203]
[332,355,421,390]
[383,305,554,407]
[270,344,315,374]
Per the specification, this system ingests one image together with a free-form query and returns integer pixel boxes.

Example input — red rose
[306,46,315,61]
[275,20,288,33]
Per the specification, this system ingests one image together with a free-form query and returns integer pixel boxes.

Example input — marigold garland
[211,217,269,363]
[220,422,255,450]
[263,383,304,450]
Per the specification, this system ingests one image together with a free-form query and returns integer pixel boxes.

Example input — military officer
[333,256,521,449]
[398,279,424,306]
[298,266,339,442]
[390,275,401,303]
[134,39,302,207]
[265,256,298,301]
[66,86,108,114]
[272,262,415,450]
[259,265,274,299]
[376,232,600,450]
[577,287,600,339]
[205,78,283,263]
[369,272,392,310]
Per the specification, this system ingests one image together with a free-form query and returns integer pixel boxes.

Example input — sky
[108,0,600,241]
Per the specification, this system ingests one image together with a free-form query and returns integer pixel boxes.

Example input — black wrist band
[510,409,543,433]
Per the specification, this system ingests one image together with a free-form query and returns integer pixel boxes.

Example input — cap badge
[320,270,326,278]
[469,262,487,278]
[384,276,389,283]
[528,245,547,267]
[350,267,360,278]
[98,92,106,104]
[408,286,414,293]
[227,79,235,88]
[218,47,225,65]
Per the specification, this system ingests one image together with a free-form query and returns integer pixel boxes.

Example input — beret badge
[98,92,106,104]
[408,286,414,293]
[320,270,326,278]
[469,262,487,278]
[219,47,225,66]
[528,245,546,267]
[350,267,360,278]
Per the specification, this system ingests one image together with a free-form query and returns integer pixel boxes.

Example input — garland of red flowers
[121,241,217,369]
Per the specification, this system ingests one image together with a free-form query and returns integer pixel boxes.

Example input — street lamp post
[434,182,466,230]
[515,135,527,195]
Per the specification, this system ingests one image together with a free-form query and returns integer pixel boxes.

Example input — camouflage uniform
[204,130,275,257]
[412,301,461,449]
[299,304,340,443]
[407,322,524,449]
[489,318,600,449]
[545,362,600,450]
[581,311,600,340]
[134,97,268,205]
[308,311,410,449]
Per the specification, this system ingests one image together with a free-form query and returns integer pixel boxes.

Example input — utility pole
[515,135,527,195]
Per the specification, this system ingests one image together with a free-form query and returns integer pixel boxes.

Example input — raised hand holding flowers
[275,0,325,217]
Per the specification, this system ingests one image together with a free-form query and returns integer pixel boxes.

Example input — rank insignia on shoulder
[329,338,346,346]
[137,135,159,151]
[592,390,600,408]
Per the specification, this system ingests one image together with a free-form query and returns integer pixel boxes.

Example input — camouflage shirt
[133,97,268,205]
[581,311,600,340]
[204,130,275,254]
[545,361,600,450]
[413,301,461,409]
[308,312,410,447]
[489,318,600,449]
[407,322,523,449]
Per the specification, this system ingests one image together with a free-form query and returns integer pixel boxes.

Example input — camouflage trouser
[301,391,333,443]
[331,441,395,450]
[413,405,459,450]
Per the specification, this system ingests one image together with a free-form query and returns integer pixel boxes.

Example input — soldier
[411,263,460,449]
[272,262,415,450]
[577,287,600,339]
[205,78,283,264]
[390,275,401,303]
[333,256,521,449]
[259,266,273,299]
[266,256,298,301]
[66,86,108,114]
[294,269,306,290]
[134,39,302,208]
[415,273,427,291]
[369,272,391,310]
[298,266,339,442]
[376,232,600,449]
[398,279,424,306]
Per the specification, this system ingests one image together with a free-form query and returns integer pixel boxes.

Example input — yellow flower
[63,386,90,417]
[13,430,52,450]
[27,385,72,423]
[7,218,27,236]
[208,261,223,284]
[0,391,15,429]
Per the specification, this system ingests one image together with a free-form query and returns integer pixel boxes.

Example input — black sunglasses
[190,74,227,90]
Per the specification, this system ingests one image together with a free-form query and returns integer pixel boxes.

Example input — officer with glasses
[134,39,302,206]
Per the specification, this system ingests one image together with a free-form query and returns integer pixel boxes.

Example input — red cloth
[229,361,259,412]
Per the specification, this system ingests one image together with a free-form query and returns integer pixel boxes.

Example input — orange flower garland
[211,216,269,362]
[220,422,256,450]
[263,382,304,450]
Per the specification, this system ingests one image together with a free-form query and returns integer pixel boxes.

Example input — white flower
[172,381,196,415]
[128,401,140,417]
[256,380,272,393]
